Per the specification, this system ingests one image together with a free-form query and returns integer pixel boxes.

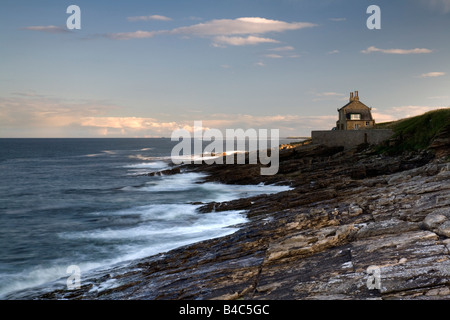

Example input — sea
[0,138,293,299]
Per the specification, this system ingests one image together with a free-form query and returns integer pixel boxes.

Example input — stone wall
[311,129,394,149]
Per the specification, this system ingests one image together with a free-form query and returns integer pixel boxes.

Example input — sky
[0,0,449,138]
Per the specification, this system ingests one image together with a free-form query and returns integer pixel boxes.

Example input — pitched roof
[338,95,374,121]
[338,100,371,111]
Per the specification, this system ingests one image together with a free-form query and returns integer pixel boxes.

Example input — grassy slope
[375,108,450,154]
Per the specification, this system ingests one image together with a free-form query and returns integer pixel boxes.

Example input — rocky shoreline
[21,140,450,300]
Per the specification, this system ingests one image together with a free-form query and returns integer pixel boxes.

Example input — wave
[1,156,291,299]
[123,161,169,170]
[1,204,246,299]
[120,172,291,202]
[59,205,246,241]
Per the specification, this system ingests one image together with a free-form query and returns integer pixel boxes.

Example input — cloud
[372,105,449,123]
[212,35,280,46]
[21,25,69,34]
[127,15,172,22]
[328,50,339,55]
[107,17,317,41]
[0,94,116,134]
[170,17,317,36]
[80,117,179,131]
[0,92,336,137]
[192,114,336,135]
[268,46,295,52]
[313,92,347,101]
[419,72,446,78]
[107,30,157,40]
[77,114,336,137]
[428,95,449,99]
[264,53,283,59]
[317,92,345,97]
[263,46,300,60]
[361,46,433,54]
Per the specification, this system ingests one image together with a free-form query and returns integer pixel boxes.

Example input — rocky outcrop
[15,143,450,300]
[429,124,450,158]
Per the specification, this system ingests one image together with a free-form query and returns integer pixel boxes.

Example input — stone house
[336,91,375,130]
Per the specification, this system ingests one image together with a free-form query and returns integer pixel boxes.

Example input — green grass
[375,108,450,154]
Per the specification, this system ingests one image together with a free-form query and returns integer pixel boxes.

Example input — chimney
[350,92,354,101]
[354,91,359,101]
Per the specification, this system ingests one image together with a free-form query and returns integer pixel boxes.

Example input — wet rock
[147,167,181,176]
[437,221,450,238]
[423,213,447,230]
[18,142,450,301]
[429,124,450,158]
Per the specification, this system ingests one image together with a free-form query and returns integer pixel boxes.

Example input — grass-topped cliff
[375,108,450,155]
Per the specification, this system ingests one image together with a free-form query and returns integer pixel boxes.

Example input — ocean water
[0,138,291,299]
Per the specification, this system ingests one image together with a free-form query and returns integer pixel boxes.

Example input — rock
[147,167,181,176]
[16,141,450,301]
[423,213,447,230]
[437,221,450,238]
[349,205,364,217]
[356,219,419,239]
[265,223,355,263]
[429,124,450,158]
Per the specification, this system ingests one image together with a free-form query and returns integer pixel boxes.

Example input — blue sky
[1,0,449,137]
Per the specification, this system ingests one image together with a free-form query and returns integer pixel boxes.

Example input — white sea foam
[123,161,171,175]
[0,261,104,299]
[124,161,169,169]
[1,162,290,299]
[120,172,291,198]
[60,205,246,242]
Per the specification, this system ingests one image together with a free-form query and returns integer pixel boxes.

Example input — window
[366,121,371,126]
[350,114,361,120]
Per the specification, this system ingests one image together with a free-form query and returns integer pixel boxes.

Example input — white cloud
[328,50,339,55]
[318,92,345,97]
[107,30,157,40]
[313,92,347,101]
[212,35,280,46]
[170,17,317,36]
[127,15,172,22]
[0,94,115,130]
[372,105,449,123]
[264,53,283,59]
[428,95,449,99]
[263,46,300,60]
[107,17,317,42]
[361,46,433,54]
[78,113,336,137]
[0,92,338,137]
[419,72,446,78]
[194,114,336,135]
[21,25,69,33]
[268,46,295,52]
